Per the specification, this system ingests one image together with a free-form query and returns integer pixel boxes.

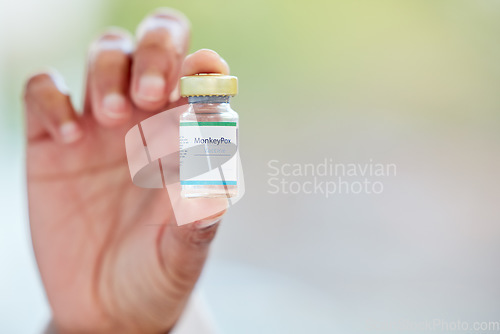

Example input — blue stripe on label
[181,180,237,185]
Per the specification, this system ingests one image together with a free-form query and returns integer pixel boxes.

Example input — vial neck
[188,95,230,104]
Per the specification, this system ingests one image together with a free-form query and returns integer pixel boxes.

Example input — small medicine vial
[179,74,239,198]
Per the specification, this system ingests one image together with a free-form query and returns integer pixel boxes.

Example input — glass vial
[179,74,239,198]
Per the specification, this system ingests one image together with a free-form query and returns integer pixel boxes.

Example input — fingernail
[46,69,70,95]
[137,74,166,102]
[195,217,222,229]
[60,121,82,143]
[102,93,128,119]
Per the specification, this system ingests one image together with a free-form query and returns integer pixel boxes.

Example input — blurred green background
[2,1,500,333]
[3,0,500,137]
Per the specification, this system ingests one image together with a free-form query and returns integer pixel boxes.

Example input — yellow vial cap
[180,73,238,97]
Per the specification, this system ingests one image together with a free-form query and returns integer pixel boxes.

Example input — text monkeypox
[194,137,232,145]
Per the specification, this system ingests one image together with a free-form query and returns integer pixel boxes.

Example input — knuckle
[24,73,59,100]
[137,30,174,52]
[150,7,191,27]
[90,28,134,58]
[164,264,200,298]
[25,73,50,91]
[136,10,189,53]
[24,71,71,112]
[93,49,129,71]
[99,26,132,40]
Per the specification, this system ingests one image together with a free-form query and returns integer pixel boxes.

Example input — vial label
[179,121,238,186]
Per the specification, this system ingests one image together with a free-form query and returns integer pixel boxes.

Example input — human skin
[23,8,229,334]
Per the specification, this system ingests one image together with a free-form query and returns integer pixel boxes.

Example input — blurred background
[1,0,500,333]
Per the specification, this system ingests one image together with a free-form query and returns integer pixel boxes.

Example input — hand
[23,8,229,334]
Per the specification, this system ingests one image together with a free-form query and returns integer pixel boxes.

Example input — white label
[179,122,238,186]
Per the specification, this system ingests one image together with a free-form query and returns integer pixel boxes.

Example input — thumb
[159,209,225,299]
